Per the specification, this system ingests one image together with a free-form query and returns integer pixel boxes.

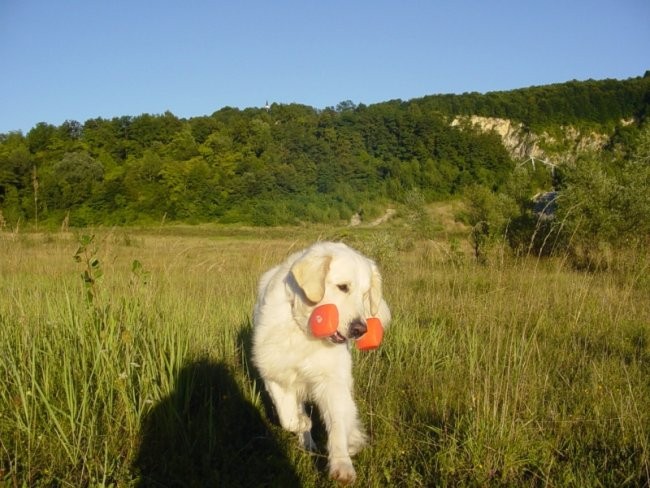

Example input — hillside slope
[0,74,648,227]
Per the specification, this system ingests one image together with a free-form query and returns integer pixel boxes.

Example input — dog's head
[289,242,384,344]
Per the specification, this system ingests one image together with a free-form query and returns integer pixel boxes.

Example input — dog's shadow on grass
[134,350,301,487]
[237,321,331,478]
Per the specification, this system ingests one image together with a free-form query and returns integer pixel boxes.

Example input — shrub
[461,185,518,262]
[554,125,650,268]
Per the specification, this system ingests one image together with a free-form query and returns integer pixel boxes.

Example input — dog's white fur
[252,242,390,484]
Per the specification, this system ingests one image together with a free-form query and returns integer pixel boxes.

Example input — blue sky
[1,0,648,134]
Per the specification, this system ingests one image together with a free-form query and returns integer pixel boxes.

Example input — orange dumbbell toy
[309,304,384,350]
[309,304,339,338]
[355,317,384,350]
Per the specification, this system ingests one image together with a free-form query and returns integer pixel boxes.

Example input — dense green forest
[416,74,650,128]
[1,74,649,228]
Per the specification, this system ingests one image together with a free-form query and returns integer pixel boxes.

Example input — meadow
[0,223,648,487]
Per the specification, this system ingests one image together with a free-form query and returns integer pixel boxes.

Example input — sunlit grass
[0,227,648,486]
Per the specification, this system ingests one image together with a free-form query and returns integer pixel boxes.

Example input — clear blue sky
[1,0,648,134]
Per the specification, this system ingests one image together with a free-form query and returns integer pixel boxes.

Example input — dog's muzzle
[328,319,367,344]
[348,319,367,339]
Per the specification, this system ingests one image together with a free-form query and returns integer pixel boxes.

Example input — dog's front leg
[315,382,363,485]
[265,380,317,451]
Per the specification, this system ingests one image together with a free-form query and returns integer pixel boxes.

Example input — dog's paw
[329,458,356,485]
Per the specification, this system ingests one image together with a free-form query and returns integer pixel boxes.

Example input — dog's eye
[337,284,350,293]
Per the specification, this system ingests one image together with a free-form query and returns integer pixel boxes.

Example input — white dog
[252,241,391,484]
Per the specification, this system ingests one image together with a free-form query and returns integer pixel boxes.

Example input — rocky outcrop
[451,116,542,160]
[451,116,612,163]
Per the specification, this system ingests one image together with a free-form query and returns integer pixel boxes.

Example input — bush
[549,124,650,267]
[461,185,518,262]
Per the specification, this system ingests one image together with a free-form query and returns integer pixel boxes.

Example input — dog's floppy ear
[291,252,332,303]
[369,262,383,316]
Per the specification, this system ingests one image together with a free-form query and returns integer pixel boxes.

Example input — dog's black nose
[348,319,367,339]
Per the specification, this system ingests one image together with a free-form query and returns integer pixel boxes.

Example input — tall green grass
[0,229,648,486]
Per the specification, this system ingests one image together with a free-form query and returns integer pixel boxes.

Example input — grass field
[1,224,649,486]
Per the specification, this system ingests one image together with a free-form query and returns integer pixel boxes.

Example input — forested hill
[413,74,650,128]
[1,74,649,227]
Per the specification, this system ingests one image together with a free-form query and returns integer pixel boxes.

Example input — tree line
[0,74,648,228]
[415,74,650,129]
